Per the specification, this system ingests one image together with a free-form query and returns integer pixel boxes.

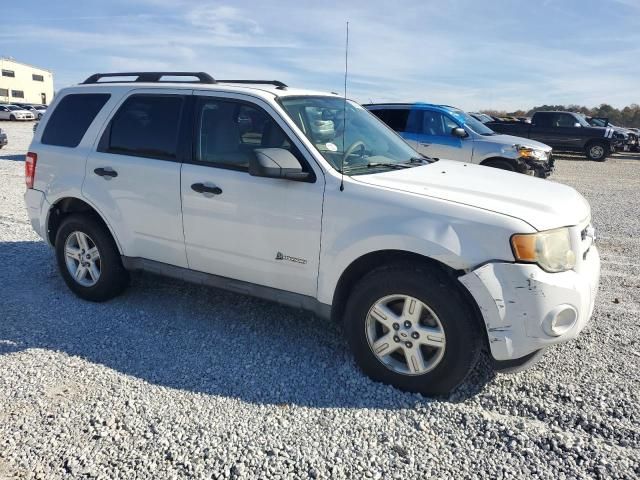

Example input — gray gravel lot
[0,120,639,479]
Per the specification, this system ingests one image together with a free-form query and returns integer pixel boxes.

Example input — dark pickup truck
[487,111,618,161]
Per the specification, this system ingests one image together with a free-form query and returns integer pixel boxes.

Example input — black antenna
[340,21,349,192]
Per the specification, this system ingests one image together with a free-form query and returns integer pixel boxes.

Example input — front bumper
[459,245,600,362]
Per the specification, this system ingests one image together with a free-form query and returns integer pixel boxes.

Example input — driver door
[180,92,325,297]
[415,110,470,161]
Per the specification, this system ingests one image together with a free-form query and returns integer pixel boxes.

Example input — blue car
[365,103,554,177]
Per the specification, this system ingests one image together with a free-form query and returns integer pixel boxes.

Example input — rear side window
[42,94,110,147]
[104,95,183,160]
[370,109,410,132]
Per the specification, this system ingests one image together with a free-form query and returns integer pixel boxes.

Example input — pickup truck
[487,111,618,161]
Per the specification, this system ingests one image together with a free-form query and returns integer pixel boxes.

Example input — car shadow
[0,240,494,408]
[0,154,24,161]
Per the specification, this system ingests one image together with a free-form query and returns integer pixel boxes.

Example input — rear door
[180,92,324,296]
[82,89,189,267]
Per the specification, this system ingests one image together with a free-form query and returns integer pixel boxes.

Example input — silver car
[0,104,36,121]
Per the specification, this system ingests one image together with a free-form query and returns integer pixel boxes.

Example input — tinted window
[533,113,552,127]
[554,113,577,127]
[371,109,410,132]
[421,111,449,136]
[107,95,183,160]
[196,98,295,170]
[42,94,110,147]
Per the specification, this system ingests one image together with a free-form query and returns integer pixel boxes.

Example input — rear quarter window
[41,94,111,147]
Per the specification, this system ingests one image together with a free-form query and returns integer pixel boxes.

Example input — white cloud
[2,0,638,110]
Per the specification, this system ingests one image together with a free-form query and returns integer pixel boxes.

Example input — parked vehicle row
[485,111,623,161]
[0,103,47,121]
[585,116,639,152]
[365,103,554,178]
[23,71,601,395]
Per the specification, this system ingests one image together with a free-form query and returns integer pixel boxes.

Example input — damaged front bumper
[516,154,555,178]
[459,246,600,362]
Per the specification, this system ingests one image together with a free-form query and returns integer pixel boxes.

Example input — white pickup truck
[24,72,600,395]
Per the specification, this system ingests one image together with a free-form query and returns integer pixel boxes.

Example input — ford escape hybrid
[24,72,600,395]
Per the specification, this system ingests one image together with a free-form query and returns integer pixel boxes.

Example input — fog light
[542,305,578,337]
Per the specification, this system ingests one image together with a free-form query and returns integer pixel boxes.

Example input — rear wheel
[55,214,129,302]
[483,158,516,172]
[343,263,482,396]
[9,115,15,121]
[585,142,609,161]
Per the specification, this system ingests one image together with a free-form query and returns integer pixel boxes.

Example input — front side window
[41,93,111,147]
[106,95,183,160]
[280,96,422,175]
[195,98,296,171]
[421,111,449,136]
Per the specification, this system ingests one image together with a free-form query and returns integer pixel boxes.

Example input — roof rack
[218,79,288,90]
[81,72,216,84]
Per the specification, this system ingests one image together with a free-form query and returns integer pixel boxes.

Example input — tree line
[481,104,640,128]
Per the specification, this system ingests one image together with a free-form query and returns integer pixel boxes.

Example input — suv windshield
[279,96,426,175]
[447,108,496,135]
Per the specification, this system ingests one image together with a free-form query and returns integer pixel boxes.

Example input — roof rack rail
[218,79,288,90]
[81,72,216,84]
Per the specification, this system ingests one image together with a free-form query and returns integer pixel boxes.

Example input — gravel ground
[0,120,639,479]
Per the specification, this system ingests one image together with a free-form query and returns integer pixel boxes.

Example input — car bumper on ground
[459,245,600,362]
[24,188,49,242]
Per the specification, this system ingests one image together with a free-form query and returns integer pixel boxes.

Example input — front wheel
[9,115,16,121]
[483,158,516,172]
[343,263,482,396]
[55,214,129,302]
[585,142,609,161]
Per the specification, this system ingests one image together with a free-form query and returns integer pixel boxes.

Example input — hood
[354,160,590,231]
[479,133,551,151]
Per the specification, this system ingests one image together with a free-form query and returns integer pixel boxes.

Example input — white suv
[24,72,600,395]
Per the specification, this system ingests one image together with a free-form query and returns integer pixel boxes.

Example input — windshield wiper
[342,162,411,173]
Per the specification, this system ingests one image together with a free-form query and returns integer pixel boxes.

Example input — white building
[0,57,54,105]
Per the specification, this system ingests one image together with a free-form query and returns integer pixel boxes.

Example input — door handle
[191,182,222,195]
[94,167,118,178]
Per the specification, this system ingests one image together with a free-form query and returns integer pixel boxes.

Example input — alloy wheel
[365,294,446,376]
[64,231,101,287]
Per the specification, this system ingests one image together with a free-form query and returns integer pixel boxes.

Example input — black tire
[343,262,482,396]
[55,214,129,302]
[483,158,516,172]
[9,115,15,121]
[585,141,609,161]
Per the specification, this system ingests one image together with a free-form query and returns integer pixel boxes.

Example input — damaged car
[366,103,554,177]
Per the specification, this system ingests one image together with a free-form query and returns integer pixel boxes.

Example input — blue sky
[1,0,639,111]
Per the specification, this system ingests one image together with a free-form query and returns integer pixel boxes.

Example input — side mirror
[451,127,468,138]
[249,148,309,180]
[573,122,582,128]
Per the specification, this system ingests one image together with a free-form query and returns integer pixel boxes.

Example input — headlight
[517,146,548,160]
[511,228,576,272]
